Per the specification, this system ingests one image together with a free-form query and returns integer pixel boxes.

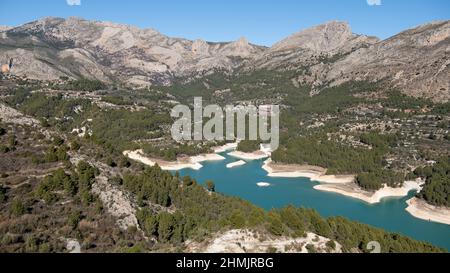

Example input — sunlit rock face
[0,17,448,100]
[0,17,265,86]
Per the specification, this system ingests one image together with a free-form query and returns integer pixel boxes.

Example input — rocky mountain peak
[236,36,249,46]
[270,21,355,52]
[0,17,447,100]
[191,39,210,55]
[221,36,255,57]
[0,26,12,32]
[0,17,266,86]
[318,20,450,101]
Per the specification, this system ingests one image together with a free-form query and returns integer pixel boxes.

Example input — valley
[0,17,449,253]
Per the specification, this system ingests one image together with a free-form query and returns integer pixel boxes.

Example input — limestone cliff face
[270,21,374,53]
[0,17,448,100]
[0,17,264,86]
[0,26,12,32]
[321,21,450,101]
[253,21,449,101]
[249,21,379,71]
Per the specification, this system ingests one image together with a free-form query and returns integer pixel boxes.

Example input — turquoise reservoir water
[176,153,450,251]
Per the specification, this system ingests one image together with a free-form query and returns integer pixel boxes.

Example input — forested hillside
[411,157,450,207]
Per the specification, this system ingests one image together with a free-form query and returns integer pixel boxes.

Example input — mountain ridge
[0,17,449,101]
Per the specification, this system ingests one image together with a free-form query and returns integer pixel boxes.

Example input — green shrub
[10,199,26,217]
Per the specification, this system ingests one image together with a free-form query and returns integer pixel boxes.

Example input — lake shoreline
[406,198,450,226]
[125,148,450,226]
[262,159,355,184]
[123,149,225,171]
[228,150,270,160]
[213,143,238,153]
[313,180,424,204]
[262,159,450,226]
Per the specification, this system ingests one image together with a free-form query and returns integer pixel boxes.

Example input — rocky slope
[0,17,265,86]
[249,21,379,70]
[0,18,449,100]
[320,21,450,101]
[250,21,449,101]
[186,229,342,253]
[0,26,11,32]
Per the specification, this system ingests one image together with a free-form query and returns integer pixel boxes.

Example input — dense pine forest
[411,157,450,207]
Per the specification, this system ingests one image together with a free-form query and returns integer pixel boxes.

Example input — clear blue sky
[0,0,448,46]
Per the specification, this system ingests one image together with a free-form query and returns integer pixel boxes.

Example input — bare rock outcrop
[0,17,264,87]
[1,17,448,100]
[270,21,375,53]
[186,229,342,253]
[323,21,450,101]
[0,26,12,32]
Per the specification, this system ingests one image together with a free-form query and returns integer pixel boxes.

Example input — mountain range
[0,17,449,101]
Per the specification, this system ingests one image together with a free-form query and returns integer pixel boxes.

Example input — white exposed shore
[226,160,246,168]
[228,150,270,160]
[263,158,450,222]
[262,159,427,205]
[191,153,226,163]
[123,150,224,171]
[314,180,424,204]
[262,159,355,184]
[213,142,238,153]
[406,198,450,226]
